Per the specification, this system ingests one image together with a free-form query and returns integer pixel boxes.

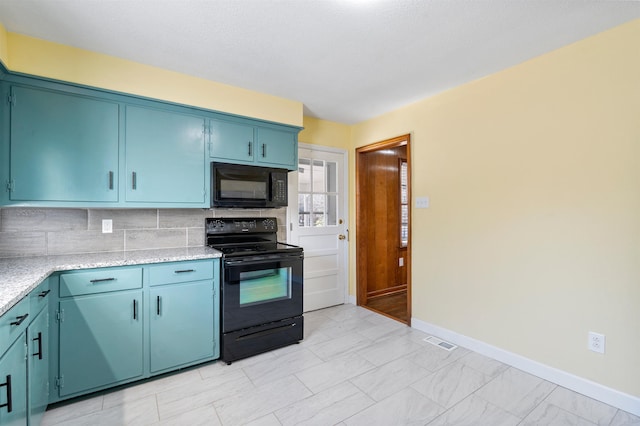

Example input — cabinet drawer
[0,297,30,357]
[149,260,213,286]
[59,268,143,297]
[29,278,51,315]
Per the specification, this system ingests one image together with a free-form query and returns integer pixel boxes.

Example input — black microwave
[211,162,289,208]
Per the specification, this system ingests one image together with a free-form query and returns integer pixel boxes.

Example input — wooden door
[356,135,411,324]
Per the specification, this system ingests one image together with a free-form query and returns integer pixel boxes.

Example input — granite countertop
[0,247,222,317]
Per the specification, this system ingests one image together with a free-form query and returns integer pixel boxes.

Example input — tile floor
[42,304,640,426]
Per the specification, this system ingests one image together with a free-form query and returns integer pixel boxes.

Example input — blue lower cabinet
[0,335,27,426]
[50,259,220,403]
[28,309,48,426]
[150,280,215,373]
[57,291,144,397]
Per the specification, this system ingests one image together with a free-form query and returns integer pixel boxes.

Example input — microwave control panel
[271,172,288,205]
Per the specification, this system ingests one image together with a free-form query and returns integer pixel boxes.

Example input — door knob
[338,234,346,240]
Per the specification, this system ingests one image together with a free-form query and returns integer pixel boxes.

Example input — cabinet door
[150,281,214,373]
[125,105,206,204]
[9,85,119,202]
[0,335,27,426]
[209,119,254,163]
[255,127,297,169]
[28,309,48,426]
[58,291,143,397]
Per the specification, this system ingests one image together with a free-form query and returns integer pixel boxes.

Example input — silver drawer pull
[89,278,116,283]
[174,269,195,274]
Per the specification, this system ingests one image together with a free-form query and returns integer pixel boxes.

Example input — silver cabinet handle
[108,171,114,190]
[132,172,137,190]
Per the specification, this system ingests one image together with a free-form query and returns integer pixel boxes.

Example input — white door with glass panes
[288,144,348,312]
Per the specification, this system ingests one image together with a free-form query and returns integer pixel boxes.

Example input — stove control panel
[205,217,278,234]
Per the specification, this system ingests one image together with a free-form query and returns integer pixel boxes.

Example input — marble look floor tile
[321,304,375,322]
[198,353,275,379]
[214,375,312,425]
[545,386,619,426]
[521,401,598,426]
[350,356,431,402]
[404,342,470,372]
[244,413,283,426]
[42,395,104,426]
[457,351,509,378]
[426,394,521,426]
[243,347,324,387]
[343,387,444,426]
[357,319,409,341]
[196,362,251,386]
[306,332,373,360]
[411,360,492,409]
[275,381,374,426]
[295,352,376,393]
[357,334,423,366]
[156,372,254,420]
[103,369,202,409]
[474,366,556,418]
[301,328,332,346]
[610,410,640,426]
[155,403,221,426]
[54,395,159,426]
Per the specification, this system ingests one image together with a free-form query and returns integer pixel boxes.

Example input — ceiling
[0,1,638,124]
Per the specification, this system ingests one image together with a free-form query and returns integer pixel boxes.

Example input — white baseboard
[411,317,640,417]
[347,295,357,305]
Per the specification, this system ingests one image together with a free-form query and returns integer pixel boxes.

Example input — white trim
[347,294,357,305]
[411,318,640,416]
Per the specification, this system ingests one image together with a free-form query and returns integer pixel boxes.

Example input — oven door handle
[224,254,303,267]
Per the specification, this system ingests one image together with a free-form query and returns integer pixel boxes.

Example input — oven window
[239,267,291,306]
[220,179,267,200]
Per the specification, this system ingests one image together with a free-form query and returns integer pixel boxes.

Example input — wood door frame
[356,134,412,324]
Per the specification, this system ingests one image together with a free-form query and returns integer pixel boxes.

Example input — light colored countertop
[0,247,222,316]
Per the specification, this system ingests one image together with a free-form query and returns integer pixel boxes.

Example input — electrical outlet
[588,332,605,354]
[102,219,113,234]
[416,196,430,208]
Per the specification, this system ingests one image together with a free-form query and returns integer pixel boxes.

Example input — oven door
[222,253,303,332]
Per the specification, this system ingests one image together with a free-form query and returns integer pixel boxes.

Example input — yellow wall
[298,116,351,150]
[352,19,640,397]
[0,24,8,66]
[4,33,302,126]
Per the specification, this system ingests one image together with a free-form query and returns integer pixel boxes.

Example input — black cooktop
[212,242,302,256]
[205,217,302,257]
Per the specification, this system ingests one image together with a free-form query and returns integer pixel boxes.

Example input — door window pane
[313,160,325,192]
[312,194,325,226]
[298,156,339,228]
[298,193,312,227]
[298,158,311,192]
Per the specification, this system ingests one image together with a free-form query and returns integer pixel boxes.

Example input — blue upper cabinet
[8,85,119,202]
[209,119,299,170]
[125,105,207,205]
[255,126,297,169]
[0,72,301,207]
[209,119,255,163]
